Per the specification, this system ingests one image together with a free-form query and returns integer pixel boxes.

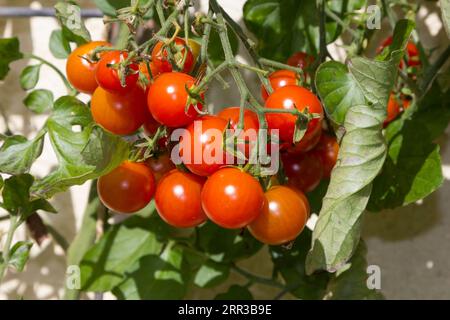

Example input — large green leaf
[49,29,72,59]
[0,133,45,175]
[55,1,91,45]
[194,259,230,288]
[112,242,190,300]
[0,38,23,80]
[93,0,131,17]
[440,0,450,39]
[80,214,172,292]
[31,96,129,198]
[306,20,415,274]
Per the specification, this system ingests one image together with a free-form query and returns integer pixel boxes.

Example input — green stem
[201,11,213,64]
[324,7,359,39]
[231,264,285,289]
[0,215,20,283]
[156,0,166,24]
[25,54,76,96]
[419,45,450,96]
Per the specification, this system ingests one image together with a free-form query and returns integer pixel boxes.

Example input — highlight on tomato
[97,161,156,214]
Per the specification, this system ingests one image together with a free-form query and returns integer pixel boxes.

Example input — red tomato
[261,70,300,101]
[151,37,194,74]
[179,115,228,176]
[282,151,324,193]
[314,133,339,178]
[97,161,155,213]
[139,61,161,85]
[66,41,111,94]
[201,167,264,229]
[155,169,207,228]
[147,72,203,127]
[265,85,324,152]
[248,186,309,245]
[379,36,421,68]
[91,86,147,135]
[217,107,260,159]
[287,123,322,154]
[95,51,139,94]
[385,93,401,125]
[146,153,175,183]
[287,51,315,70]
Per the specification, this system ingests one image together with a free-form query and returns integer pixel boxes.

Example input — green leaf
[112,242,190,300]
[324,241,384,300]
[31,96,129,198]
[270,229,330,299]
[23,89,54,114]
[307,20,415,274]
[8,241,33,272]
[0,133,44,175]
[208,26,239,67]
[194,259,230,288]
[93,0,131,17]
[20,64,41,90]
[49,29,72,59]
[243,0,343,61]
[215,285,253,300]
[80,214,172,292]
[0,37,23,80]
[195,222,262,263]
[439,0,450,39]
[55,1,91,45]
[2,174,34,215]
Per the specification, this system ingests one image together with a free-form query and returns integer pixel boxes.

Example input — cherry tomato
[97,161,155,214]
[218,107,260,158]
[142,109,168,149]
[248,186,309,245]
[146,153,175,183]
[287,123,322,154]
[180,115,228,176]
[139,61,161,85]
[287,51,315,70]
[66,41,111,94]
[95,50,138,94]
[147,72,203,127]
[155,169,207,228]
[201,167,264,229]
[152,37,194,74]
[314,133,339,178]
[91,86,147,135]
[261,70,300,101]
[385,93,401,125]
[282,151,323,193]
[265,85,324,152]
[379,36,421,68]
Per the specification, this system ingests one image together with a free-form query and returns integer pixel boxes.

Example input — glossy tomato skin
[147,72,202,127]
[248,186,309,245]
[97,161,155,213]
[261,70,300,101]
[155,169,207,228]
[287,51,315,70]
[95,51,139,94]
[218,107,260,159]
[314,133,339,178]
[146,153,175,183]
[282,151,324,193]
[139,61,161,85]
[201,168,264,229]
[287,123,322,154]
[66,41,111,94]
[91,86,147,135]
[152,37,194,74]
[384,94,401,125]
[265,85,324,152]
[180,115,228,176]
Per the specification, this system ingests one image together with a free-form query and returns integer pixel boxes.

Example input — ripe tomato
[201,168,264,229]
[66,41,111,94]
[379,36,421,68]
[314,133,339,178]
[286,123,322,154]
[180,115,228,176]
[146,153,175,182]
[152,37,194,74]
[155,169,207,228]
[95,50,139,94]
[217,107,259,158]
[261,70,300,101]
[282,151,323,193]
[97,161,155,213]
[139,61,161,85]
[385,93,401,125]
[287,51,315,70]
[91,86,147,135]
[147,72,203,127]
[265,85,324,152]
[248,186,309,245]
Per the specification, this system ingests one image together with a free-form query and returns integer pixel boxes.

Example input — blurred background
[0,0,449,299]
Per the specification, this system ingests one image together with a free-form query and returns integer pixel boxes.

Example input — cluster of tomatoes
[65,37,340,245]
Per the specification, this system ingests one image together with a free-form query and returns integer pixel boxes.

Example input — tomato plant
[0,0,449,302]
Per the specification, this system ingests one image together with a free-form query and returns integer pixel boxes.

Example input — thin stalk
[156,0,166,24]
[419,45,450,96]
[0,215,20,283]
[324,7,359,39]
[200,11,213,64]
